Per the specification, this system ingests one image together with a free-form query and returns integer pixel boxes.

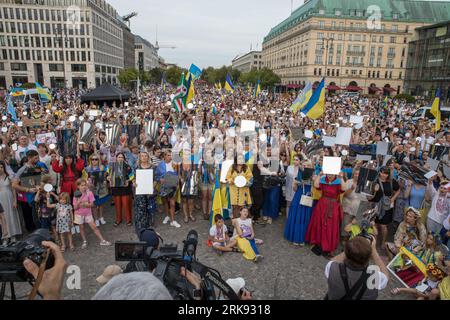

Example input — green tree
[239,68,280,89]
[118,68,149,88]
[165,66,184,85]
[149,67,164,84]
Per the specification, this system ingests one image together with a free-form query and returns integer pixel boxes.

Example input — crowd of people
[0,82,449,300]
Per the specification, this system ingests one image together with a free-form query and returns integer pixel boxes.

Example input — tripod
[0,282,17,300]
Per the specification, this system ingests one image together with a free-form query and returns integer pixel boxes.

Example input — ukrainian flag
[35,82,52,102]
[210,169,224,226]
[291,82,312,114]
[185,73,195,105]
[254,80,261,98]
[300,78,325,120]
[430,88,441,132]
[224,74,235,93]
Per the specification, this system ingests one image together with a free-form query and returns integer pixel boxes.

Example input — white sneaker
[170,221,181,228]
[100,217,106,225]
[163,216,171,224]
[95,220,100,227]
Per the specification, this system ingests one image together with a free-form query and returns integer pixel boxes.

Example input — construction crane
[154,25,176,51]
[122,12,138,28]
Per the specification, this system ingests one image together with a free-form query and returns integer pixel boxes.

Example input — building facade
[262,0,450,94]
[404,21,450,103]
[231,51,262,73]
[0,0,125,89]
[121,22,135,70]
[134,35,159,71]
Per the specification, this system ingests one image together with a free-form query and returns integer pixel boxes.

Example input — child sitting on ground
[391,263,447,300]
[47,192,74,252]
[73,178,111,249]
[208,214,240,255]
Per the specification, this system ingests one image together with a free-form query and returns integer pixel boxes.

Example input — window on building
[385,71,388,78]
[332,69,335,76]
[392,25,398,32]
[379,36,384,43]
[336,55,341,65]
[327,69,330,76]
[359,70,363,75]
[378,47,382,55]
[371,35,376,42]
[314,68,317,75]
[336,69,339,76]
[11,63,27,71]
[71,64,86,72]
[393,13,399,20]
[377,71,380,78]
[369,56,374,66]
[349,34,352,41]
[345,69,349,74]
[400,60,403,68]
[332,21,336,28]
[403,37,407,44]
[355,34,361,41]
[319,9,325,15]
[318,68,322,75]
[338,34,343,40]
[390,36,396,43]
[399,72,402,79]
[377,57,381,67]
[319,21,325,28]
[335,9,341,16]
[318,32,324,39]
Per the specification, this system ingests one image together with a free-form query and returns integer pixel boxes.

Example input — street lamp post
[53,26,69,88]
[321,37,334,81]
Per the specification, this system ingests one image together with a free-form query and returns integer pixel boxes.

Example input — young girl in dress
[73,178,111,248]
[233,207,263,262]
[47,192,74,252]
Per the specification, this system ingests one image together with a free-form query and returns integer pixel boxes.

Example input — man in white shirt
[426,178,450,233]
[420,129,435,152]
[15,135,38,162]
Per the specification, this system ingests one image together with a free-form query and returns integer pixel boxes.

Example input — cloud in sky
[108,0,301,69]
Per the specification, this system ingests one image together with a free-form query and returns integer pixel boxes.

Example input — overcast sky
[108,0,303,69]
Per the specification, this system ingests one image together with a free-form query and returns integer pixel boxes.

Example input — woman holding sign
[84,154,109,226]
[108,152,134,227]
[134,151,157,231]
[306,171,346,257]
[226,157,253,219]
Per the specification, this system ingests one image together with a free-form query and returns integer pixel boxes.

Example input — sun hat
[96,265,123,285]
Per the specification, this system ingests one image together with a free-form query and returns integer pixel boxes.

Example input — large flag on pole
[291,82,312,113]
[185,73,194,105]
[300,78,326,119]
[224,74,235,93]
[254,79,261,98]
[6,94,17,122]
[172,73,189,113]
[430,88,441,132]
[188,64,202,80]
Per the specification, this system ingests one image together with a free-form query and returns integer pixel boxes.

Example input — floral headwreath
[426,264,447,280]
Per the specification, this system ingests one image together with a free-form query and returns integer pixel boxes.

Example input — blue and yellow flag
[185,73,195,105]
[6,95,17,122]
[210,170,223,226]
[291,82,312,113]
[300,78,325,120]
[189,64,202,80]
[431,88,441,132]
[35,82,52,102]
[161,74,167,92]
[224,74,234,93]
[254,80,261,98]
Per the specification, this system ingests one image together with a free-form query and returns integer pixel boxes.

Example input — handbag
[300,183,313,207]
[262,175,282,189]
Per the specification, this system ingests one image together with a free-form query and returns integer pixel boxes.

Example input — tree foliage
[165,66,185,85]
[239,68,281,88]
[201,66,240,85]
[118,68,150,88]
[148,67,164,84]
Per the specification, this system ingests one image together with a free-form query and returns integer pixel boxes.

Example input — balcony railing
[347,51,366,56]
[387,53,396,58]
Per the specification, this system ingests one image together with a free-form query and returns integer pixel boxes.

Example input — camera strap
[28,248,50,300]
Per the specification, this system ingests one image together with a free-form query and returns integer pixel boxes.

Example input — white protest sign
[323,157,342,175]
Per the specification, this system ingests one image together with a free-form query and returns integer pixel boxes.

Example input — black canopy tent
[80,83,130,106]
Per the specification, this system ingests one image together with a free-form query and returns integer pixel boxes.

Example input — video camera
[0,229,54,283]
[115,230,239,300]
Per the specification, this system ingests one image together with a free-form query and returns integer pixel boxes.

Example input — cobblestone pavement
[11,203,407,300]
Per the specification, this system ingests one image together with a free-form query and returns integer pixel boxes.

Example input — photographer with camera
[324,235,389,300]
